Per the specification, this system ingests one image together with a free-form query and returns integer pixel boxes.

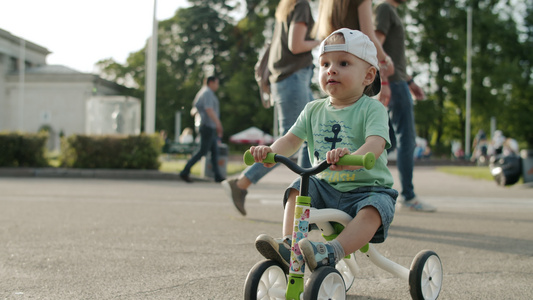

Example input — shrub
[0,132,49,167]
[60,134,161,169]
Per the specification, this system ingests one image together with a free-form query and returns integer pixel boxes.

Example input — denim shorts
[283,176,398,243]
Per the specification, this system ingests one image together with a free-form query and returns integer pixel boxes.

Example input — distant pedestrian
[374,0,436,212]
[180,76,225,183]
[489,130,506,157]
[471,129,489,164]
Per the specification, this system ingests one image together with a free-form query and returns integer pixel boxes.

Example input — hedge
[60,134,162,169]
[0,132,49,167]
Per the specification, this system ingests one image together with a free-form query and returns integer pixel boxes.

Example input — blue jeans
[181,126,223,181]
[244,65,314,183]
[389,81,417,200]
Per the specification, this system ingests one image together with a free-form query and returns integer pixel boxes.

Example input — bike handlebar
[243,150,375,173]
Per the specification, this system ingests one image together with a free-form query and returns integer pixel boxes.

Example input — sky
[1,0,191,73]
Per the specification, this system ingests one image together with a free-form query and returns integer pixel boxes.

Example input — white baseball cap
[319,28,381,96]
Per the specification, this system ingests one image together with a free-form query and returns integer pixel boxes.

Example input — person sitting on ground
[251,29,397,273]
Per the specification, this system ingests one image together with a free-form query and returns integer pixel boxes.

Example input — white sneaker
[399,197,437,212]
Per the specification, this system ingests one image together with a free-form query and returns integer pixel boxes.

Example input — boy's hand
[250,146,276,168]
[327,148,355,171]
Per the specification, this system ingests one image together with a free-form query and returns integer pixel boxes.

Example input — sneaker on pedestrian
[298,238,336,272]
[179,172,193,183]
[221,178,247,216]
[399,196,436,212]
[255,234,291,274]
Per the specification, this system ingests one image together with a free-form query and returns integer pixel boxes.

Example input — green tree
[406,0,532,155]
[217,0,278,139]
[403,0,466,155]
[502,0,533,148]
[97,0,278,145]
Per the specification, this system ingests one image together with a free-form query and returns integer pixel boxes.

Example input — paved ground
[0,163,532,299]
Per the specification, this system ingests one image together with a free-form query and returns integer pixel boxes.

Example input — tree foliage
[406,0,533,152]
[97,0,278,143]
[97,0,533,156]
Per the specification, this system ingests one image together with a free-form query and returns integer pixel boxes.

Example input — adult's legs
[389,81,417,200]
[208,134,225,181]
[274,65,314,168]
[181,126,216,176]
[223,66,315,215]
[240,65,315,184]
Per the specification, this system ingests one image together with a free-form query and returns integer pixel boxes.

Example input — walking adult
[180,76,225,183]
[222,0,321,216]
[374,0,436,211]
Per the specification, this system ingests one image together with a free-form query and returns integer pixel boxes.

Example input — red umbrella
[229,127,274,145]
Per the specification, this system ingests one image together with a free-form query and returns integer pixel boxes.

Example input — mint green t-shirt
[290,96,394,191]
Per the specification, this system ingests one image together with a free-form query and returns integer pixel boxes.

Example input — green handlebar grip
[243,150,277,166]
[244,150,375,169]
[336,152,376,170]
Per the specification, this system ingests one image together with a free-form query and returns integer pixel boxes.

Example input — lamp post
[18,39,25,131]
[144,0,158,134]
[465,6,472,158]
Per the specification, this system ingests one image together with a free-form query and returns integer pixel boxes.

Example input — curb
[0,167,211,182]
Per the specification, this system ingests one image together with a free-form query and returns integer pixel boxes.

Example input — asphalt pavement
[0,162,532,299]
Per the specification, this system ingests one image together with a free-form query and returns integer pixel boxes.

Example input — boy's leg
[255,234,292,274]
[336,206,381,254]
[255,188,298,273]
[299,206,381,272]
[282,189,298,237]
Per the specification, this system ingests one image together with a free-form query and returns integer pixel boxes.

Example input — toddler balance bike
[242,151,443,300]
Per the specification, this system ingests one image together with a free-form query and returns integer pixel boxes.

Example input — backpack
[254,43,273,109]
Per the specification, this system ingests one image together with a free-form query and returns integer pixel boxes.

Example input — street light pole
[18,39,25,131]
[144,0,158,134]
[465,6,472,158]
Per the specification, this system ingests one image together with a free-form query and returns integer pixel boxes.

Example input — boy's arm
[328,135,386,171]
[250,133,304,167]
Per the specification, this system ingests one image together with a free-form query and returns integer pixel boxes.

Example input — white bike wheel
[244,260,287,300]
[336,255,356,291]
[303,267,346,300]
[409,250,443,300]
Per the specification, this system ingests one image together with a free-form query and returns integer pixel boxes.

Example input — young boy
[249,28,397,273]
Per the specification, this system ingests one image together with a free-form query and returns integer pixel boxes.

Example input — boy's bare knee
[288,188,299,199]
[284,188,299,207]
[359,206,382,222]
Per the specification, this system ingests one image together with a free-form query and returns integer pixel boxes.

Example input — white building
[0,28,140,150]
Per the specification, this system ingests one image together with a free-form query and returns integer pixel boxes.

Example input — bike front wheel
[303,266,346,300]
[244,260,287,300]
[336,255,356,291]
